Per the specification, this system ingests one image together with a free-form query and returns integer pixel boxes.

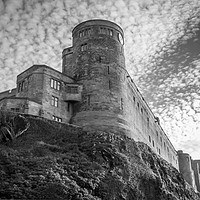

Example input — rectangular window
[100,27,107,34]
[50,79,61,91]
[18,83,21,92]
[107,66,110,74]
[108,29,113,36]
[79,30,84,37]
[18,81,25,92]
[98,56,106,63]
[81,43,88,51]
[50,79,54,88]
[51,96,58,107]
[52,115,62,122]
[66,86,78,94]
[21,81,24,91]
[10,108,20,112]
[67,103,70,112]
[86,28,91,35]
[79,29,91,37]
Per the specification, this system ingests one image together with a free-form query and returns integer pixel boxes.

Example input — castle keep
[0,19,200,191]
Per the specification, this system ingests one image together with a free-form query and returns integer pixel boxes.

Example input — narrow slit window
[87,95,90,106]
[149,136,151,143]
[67,103,70,112]
[121,98,123,110]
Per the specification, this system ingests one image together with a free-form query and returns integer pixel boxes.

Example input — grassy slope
[0,115,199,200]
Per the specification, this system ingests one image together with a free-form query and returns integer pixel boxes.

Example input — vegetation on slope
[0,112,199,200]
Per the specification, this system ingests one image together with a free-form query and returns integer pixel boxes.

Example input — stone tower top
[72,19,124,35]
[72,19,124,46]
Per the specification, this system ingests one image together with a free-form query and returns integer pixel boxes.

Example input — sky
[0,0,200,159]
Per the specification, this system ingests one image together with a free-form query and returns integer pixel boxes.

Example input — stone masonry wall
[62,19,178,169]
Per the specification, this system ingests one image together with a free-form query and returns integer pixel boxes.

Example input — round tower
[177,150,196,187]
[63,19,130,135]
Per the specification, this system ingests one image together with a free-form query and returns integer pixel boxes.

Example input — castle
[0,19,199,192]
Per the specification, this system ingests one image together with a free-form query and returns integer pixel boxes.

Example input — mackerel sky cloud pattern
[0,0,200,158]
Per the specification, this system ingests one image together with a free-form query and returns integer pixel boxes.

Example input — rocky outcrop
[0,114,199,199]
[0,111,29,142]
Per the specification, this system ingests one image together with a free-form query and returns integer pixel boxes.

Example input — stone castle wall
[16,65,75,123]
[62,19,178,169]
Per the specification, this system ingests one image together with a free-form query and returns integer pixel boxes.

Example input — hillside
[0,112,199,200]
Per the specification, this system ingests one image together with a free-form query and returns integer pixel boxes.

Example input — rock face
[0,111,29,142]
[0,113,199,200]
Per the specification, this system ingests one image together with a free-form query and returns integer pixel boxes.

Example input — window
[108,29,113,36]
[86,28,91,35]
[50,79,61,91]
[107,66,110,74]
[133,96,135,102]
[152,140,155,147]
[18,82,21,92]
[118,32,124,44]
[100,27,107,34]
[79,30,84,37]
[21,81,24,91]
[121,98,123,110]
[159,149,161,155]
[149,135,151,143]
[141,108,143,114]
[109,80,111,89]
[137,102,139,109]
[18,80,25,92]
[10,108,20,112]
[52,115,62,122]
[81,43,88,51]
[67,103,70,112]
[79,28,91,37]
[98,55,106,63]
[66,86,78,94]
[51,96,58,107]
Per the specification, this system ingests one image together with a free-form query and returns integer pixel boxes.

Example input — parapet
[72,19,124,36]
[72,19,124,46]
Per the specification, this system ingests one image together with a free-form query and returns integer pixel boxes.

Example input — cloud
[0,0,200,158]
